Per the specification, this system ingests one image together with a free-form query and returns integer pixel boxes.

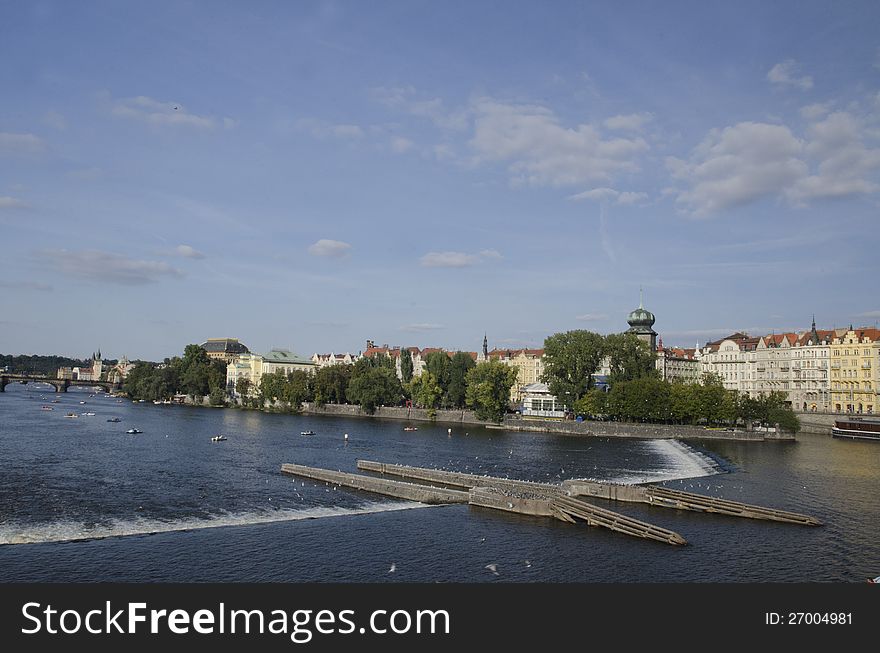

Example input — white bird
[479,537,486,543]
[525,560,532,568]
[388,563,396,573]
[507,502,514,509]
[485,564,499,576]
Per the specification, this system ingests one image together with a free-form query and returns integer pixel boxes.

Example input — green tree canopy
[541,330,606,403]
[465,360,518,422]
[347,366,403,414]
[313,364,352,406]
[446,351,476,408]
[399,348,414,383]
[604,333,658,384]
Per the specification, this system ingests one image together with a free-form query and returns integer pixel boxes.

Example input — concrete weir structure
[359,460,822,527]
[281,460,821,547]
[282,461,688,545]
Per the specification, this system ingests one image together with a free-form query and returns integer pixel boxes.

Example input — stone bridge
[0,374,122,393]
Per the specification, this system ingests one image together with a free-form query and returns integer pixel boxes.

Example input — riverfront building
[226,348,316,397]
[830,328,880,414]
[200,338,250,364]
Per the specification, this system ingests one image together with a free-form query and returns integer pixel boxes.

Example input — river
[0,383,877,582]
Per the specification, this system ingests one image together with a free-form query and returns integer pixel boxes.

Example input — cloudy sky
[2,1,879,360]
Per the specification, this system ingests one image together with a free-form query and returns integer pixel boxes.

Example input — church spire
[482,333,488,358]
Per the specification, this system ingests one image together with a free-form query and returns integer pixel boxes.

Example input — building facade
[226,348,316,397]
[831,328,880,414]
[201,338,250,364]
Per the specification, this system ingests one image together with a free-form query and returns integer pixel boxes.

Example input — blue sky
[2,1,879,361]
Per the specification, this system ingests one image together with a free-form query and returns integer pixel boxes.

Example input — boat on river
[300,430,315,436]
[126,428,142,434]
[831,417,880,441]
[211,435,227,442]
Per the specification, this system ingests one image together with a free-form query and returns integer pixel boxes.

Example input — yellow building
[226,349,315,397]
[489,348,545,403]
[830,328,879,415]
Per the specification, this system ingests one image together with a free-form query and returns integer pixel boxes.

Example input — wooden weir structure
[280,459,821,547]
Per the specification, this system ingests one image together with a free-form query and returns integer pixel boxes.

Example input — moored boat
[832,417,880,441]
[211,435,227,442]
[300,430,315,436]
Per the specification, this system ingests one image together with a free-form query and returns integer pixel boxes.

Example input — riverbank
[292,401,794,441]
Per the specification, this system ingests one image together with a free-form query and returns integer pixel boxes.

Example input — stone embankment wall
[300,402,493,426]
[185,396,795,441]
[793,412,836,435]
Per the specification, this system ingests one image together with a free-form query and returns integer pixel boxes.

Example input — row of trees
[541,331,656,406]
[124,345,227,404]
[232,351,518,422]
[575,375,800,431]
[541,329,799,432]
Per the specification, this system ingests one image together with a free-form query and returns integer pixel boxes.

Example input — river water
[0,383,877,582]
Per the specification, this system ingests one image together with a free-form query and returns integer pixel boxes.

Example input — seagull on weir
[485,564,499,576]
[388,563,396,574]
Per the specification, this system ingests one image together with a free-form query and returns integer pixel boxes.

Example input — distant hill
[0,354,94,376]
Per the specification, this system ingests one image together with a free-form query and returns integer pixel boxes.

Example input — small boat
[300,430,316,436]
[79,401,87,405]
[41,405,54,411]
[832,417,880,441]
[403,426,418,432]
[82,412,96,416]
[65,412,78,418]
[51,399,59,403]
[868,576,880,584]
[107,417,121,422]
[126,428,142,434]
[211,435,227,442]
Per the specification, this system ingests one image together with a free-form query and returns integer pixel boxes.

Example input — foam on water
[585,439,723,485]
[0,501,431,546]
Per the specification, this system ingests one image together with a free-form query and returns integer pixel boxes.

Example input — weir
[358,459,822,526]
[282,462,690,546]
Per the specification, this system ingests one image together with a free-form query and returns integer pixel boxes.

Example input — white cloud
[391,136,414,153]
[420,249,502,267]
[575,313,608,322]
[767,59,813,90]
[308,239,352,258]
[400,323,445,332]
[173,244,206,259]
[44,111,67,130]
[111,95,222,129]
[800,102,833,121]
[0,132,45,155]
[666,122,808,216]
[568,187,648,205]
[0,281,52,292]
[603,113,653,132]
[295,118,364,140]
[372,86,469,131]
[469,98,648,187]
[787,111,880,203]
[0,196,29,209]
[39,249,185,285]
[420,251,480,268]
[668,107,880,215]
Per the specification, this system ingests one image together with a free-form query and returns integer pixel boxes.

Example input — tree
[541,330,606,403]
[698,372,727,425]
[446,351,475,408]
[410,370,443,412]
[424,351,451,401]
[604,333,658,384]
[235,377,252,399]
[465,360,518,422]
[313,364,352,406]
[400,348,414,383]
[347,366,403,414]
[574,387,608,418]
